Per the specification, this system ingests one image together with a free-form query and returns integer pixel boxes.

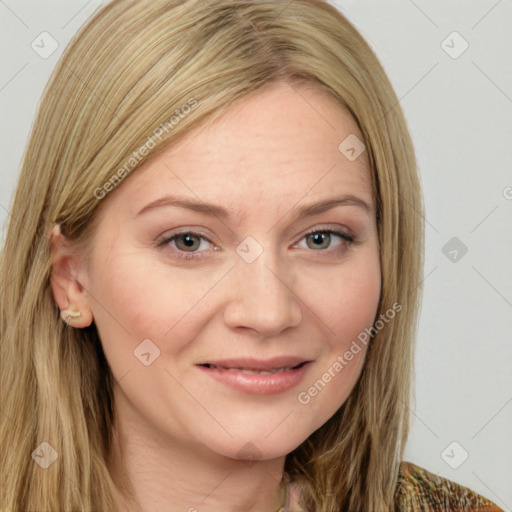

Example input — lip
[198,356,309,371]
[196,356,312,395]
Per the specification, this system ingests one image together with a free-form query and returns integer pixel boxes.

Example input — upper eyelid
[301,225,353,238]
[159,228,213,242]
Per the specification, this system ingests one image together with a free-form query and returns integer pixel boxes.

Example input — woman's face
[74,82,381,461]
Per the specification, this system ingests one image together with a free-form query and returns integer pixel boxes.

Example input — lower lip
[197,363,311,395]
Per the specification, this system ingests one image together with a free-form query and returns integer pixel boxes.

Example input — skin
[50,81,381,512]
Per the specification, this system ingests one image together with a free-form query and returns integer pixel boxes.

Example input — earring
[60,309,82,324]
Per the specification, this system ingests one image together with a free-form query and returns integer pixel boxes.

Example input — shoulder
[395,461,504,511]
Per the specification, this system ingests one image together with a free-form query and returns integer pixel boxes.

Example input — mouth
[195,357,312,395]
[198,361,308,374]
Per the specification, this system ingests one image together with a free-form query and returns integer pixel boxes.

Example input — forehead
[116,82,373,217]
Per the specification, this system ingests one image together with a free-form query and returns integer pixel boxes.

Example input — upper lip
[197,356,310,371]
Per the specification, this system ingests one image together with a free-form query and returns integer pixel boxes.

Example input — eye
[295,229,354,251]
[159,231,216,257]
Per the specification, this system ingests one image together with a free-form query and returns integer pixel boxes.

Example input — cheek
[334,270,381,342]
[292,250,380,411]
[296,268,379,422]
[86,250,220,369]
[296,251,381,343]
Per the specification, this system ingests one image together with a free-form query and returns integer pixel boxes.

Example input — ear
[49,224,93,328]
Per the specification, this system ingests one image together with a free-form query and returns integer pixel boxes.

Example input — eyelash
[158,228,356,261]
[158,231,215,261]
[297,227,355,251]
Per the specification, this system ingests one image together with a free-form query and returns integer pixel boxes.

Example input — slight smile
[196,356,313,395]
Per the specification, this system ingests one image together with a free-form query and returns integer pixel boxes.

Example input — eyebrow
[135,194,373,220]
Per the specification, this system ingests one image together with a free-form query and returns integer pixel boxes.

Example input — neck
[107,411,287,512]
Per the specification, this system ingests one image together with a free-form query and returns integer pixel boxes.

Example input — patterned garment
[395,461,504,512]
[279,461,504,511]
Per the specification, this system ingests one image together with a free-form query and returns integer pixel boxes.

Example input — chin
[203,431,306,464]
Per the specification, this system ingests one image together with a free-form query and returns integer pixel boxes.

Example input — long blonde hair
[0,1,423,510]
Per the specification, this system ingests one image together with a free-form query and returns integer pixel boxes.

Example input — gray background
[1,1,511,509]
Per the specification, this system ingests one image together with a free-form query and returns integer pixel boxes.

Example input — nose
[223,253,303,338]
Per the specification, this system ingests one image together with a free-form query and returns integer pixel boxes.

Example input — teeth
[210,365,294,374]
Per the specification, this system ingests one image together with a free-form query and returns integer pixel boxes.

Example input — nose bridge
[223,245,302,336]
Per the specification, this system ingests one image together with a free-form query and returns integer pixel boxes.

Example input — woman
[0,0,503,511]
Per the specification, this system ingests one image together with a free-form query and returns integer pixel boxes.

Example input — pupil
[183,235,195,247]
[308,232,330,249]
